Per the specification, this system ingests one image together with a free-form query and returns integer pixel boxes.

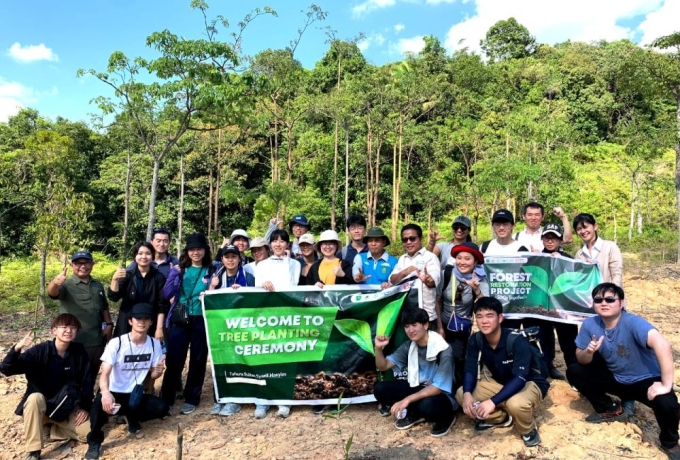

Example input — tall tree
[481,18,537,63]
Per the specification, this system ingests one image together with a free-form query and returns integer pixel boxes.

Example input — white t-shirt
[101,334,163,393]
[482,239,527,256]
[514,228,544,251]
[390,248,440,320]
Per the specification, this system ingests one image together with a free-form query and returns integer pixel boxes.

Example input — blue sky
[1,0,677,123]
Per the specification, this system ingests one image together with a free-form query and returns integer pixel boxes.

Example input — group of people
[2,202,679,459]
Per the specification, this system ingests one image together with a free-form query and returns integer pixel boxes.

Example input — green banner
[202,283,414,406]
[484,253,601,323]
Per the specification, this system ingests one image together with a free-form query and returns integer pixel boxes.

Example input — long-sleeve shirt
[575,237,623,287]
[254,256,301,289]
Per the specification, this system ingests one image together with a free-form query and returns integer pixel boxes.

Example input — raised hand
[15,331,35,352]
[463,272,480,291]
[52,266,69,286]
[354,268,371,283]
[553,207,566,219]
[586,334,604,354]
[428,230,443,246]
[114,268,127,280]
[209,274,220,289]
[333,265,345,277]
[374,335,390,349]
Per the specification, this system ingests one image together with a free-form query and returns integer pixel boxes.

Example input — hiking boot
[522,428,541,447]
[475,414,513,432]
[127,418,141,434]
[378,405,391,417]
[209,403,223,415]
[25,451,40,460]
[179,403,196,415]
[548,366,565,380]
[430,416,456,437]
[584,405,627,423]
[395,414,426,430]
[84,443,101,460]
[219,403,241,416]
[254,405,269,419]
[665,443,680,460]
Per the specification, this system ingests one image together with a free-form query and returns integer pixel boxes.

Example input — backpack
[473,326,548,380]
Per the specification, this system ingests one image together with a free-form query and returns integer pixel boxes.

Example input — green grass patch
[0,253,120,313]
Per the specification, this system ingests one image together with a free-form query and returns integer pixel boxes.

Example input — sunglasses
[401,236,419,243]
[593,297,618,304]
[453,225,469,232]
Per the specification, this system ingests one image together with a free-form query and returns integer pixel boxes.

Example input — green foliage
[0,253,119,313]
[333,319,374,355]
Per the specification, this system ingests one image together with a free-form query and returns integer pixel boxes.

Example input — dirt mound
[0,265,678,459]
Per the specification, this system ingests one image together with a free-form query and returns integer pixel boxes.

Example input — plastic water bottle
[161,340,167,354]
[397,408,407,420]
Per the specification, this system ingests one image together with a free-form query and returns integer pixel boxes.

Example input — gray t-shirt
[437,263,489,324]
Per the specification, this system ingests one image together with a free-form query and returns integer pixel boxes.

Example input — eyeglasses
[401,236,419,243]
[72,261,92,267]
[453,226,469,232]
[593,297,618,304]
[56,326,78,331]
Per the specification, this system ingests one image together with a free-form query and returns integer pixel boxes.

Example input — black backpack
[473,326,548,380]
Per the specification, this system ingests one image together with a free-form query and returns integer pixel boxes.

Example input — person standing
[573,213,623,287]
[127,228,179,278]
[47,251,113,383]
[340,214,368,264]
[288,214,311,258]
[567,283,680,459]
[307,230,355,287]
[480,210,529,256]
[513,203,573,252]
[244,237,271,277]
[160,233,215,415]
[427,216,473,269]
[352,227,397,288]
[1,314,93,460]
[108,241,169,340]
[390,224,441,330]
[296,233,318,285]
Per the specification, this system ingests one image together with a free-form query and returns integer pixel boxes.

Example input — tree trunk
[636,175,642,235]
[331,120,339,231]
[177,151,185,258]
[366,115,373,227]
[675,94,680,263]
[145,158,162,242]
[207,168,213,241]
[39,239,49,309]
[628,173,635,242]
[214,129,222,237]
[391,140,398,242]
[344,127,350,245]
[121,144,132,265]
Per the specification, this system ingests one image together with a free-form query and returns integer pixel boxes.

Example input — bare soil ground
[1,263,679,460]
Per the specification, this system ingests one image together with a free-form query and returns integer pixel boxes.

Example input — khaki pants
[23,393,89,452]
[455,375,543,435]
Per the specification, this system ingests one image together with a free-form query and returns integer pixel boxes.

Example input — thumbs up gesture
[114,268,127,280]
[209,274,220,290]
[53,266,69,286]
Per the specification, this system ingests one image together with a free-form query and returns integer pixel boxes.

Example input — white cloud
[389,35,425,55]
[443,0,663,55]
[0,78,37,121]
[7,42,59,63]
[394,23,405,32]
[358,33,386,52]
[352,0,397,17]
[426,0,456,3]
[638,0,680,46]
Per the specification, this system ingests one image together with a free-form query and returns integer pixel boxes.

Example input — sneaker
[584,405,627,423]
[219,403,241,416]
[127,418,141,434]
[115,415,127,425]
[622,400,635,417]
[311,405,329,415]
[665,443,680,460]
[395,414,426,430]
[522,428,541,447]
[378,405,391,417]
[430,416,456,437]
[276,405,291,418]
[179,403,197,415]
[254,405,270,419]
[84,443,101,460]
[210,403,223,415]
[25,452,40,460]
[548,366,566,380]
[475,414,514,432]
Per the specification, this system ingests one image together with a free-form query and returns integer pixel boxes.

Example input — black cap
[289,214,310,230]
[71,251,93,262]
[131,303,154,319]
[492,209,514,224]
[542,223,563,238]
[452,216,471,228]
[185,233,209,250]
[219,245,240,257]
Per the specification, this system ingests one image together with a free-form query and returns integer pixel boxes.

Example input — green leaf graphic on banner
[334,319,374,356]
[376,299,403,337]
[550,271,587,296]
[523,265,548,294]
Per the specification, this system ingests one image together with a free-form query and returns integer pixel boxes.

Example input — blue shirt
[388,340,454,395]
[339,243,369,265]
[576,311,660,384]
[352,251,398,285]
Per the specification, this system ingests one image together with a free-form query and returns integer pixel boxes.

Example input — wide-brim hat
[315,230,342,252]
[451,242,484,265]
[229,229,251,247]
[362,227,390,246]
[185,233,210,251]
[249,237,270,251]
